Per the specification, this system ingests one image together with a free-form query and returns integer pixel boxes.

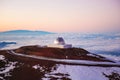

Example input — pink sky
[0,0,120,32]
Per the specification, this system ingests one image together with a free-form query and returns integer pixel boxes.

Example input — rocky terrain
[0,45,118,66]
[14,45,113,62]
[0,45,120,80]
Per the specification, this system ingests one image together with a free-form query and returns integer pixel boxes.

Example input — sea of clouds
[0,32,120,57]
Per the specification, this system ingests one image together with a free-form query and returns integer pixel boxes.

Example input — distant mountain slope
[0,30,54,35]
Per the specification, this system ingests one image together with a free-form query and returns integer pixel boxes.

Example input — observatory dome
[54,37,65,45]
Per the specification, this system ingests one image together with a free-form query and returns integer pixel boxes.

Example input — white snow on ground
[87,53,97,57]
[100,54,120,62]
[8,50,120,66]
[0,55,17,75]
[0,62,17,74]
[33,64,42,70]
[0,55,5,60]
[43,64,120,80]
[0,76,4,80]
[0,54,120,80]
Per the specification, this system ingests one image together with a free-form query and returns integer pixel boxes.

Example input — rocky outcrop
[14,45,110,62]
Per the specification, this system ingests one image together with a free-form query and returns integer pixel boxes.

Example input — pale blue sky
[0,0,120,32]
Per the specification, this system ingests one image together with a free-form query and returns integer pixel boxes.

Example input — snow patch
[0,55,5,60]
[0,62,17,74]
[47,64,120,80]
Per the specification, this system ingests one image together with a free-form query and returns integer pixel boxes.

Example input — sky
[0,0,120,32]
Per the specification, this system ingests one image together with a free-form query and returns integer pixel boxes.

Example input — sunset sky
[0,0,120,32]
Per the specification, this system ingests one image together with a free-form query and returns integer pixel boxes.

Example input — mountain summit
[0,30,54,35]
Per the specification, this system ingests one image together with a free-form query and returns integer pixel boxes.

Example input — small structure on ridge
[47,37,72,48]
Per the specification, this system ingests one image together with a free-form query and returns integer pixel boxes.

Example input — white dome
[54,37,65,45]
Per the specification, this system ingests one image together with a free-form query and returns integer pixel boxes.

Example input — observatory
[47,37,72,48]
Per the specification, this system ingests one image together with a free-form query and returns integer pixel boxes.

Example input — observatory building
[47,37,72,48]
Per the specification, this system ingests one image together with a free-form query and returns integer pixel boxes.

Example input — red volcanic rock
[15,45,89,59]
[14,45,110,62]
